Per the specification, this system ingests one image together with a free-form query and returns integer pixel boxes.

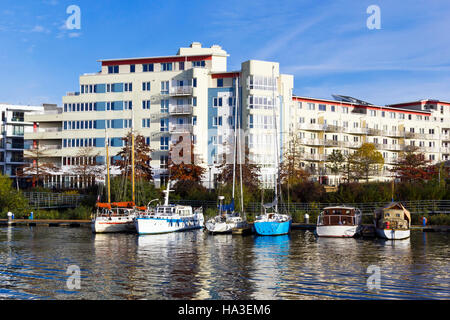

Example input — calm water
[0,226,448,300]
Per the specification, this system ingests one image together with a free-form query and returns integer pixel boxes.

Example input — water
[0,226,448,300]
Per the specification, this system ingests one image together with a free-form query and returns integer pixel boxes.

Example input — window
[161,62,173,71]
[160,100,169,113]
[124,101,133,110]
[130,64,135,73]
[193,78,197,87]
[330,105,335,112]
[142,82,151,91]
[213,116,222,127]
[160,155,169,169]
[342,107,348,114]
[217,78,223,87]
[308,103,315,110]
[143,64,154,72]
[298,102,302,109]
[108,65,119,74]
[319,104,326,111]
[213,97,223,107]
[142,100,150,109]
[142,118,150,128]
[192,60,206,68]
[160,118,169,132]
[160,137,169,150]
[179,61,185,71]
[161,81,169,94]
[124,83,133,92]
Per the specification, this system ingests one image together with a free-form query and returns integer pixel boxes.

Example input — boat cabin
[155,205,193,217]
[318,207,360,226]
[375,202,410,230]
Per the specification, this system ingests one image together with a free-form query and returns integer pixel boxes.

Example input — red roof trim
[211,72,240,79]
[101,55,212,66]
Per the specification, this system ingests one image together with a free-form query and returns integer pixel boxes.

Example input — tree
[280,134,310,186]
[115,132,153,181]
[216,143,261,193]
[391,145,436,182]
[326,149,345,185]
[72,147,103,189]
[168,135,206,183]
[21,144,57,187]
[0,173,30,216]
[349,143,384,182]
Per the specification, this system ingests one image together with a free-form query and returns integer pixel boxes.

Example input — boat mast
[232,76,238,204]
[105,130,111,205]
[236,76,244,215]
[131,110,135,206]
[272,65,280,213]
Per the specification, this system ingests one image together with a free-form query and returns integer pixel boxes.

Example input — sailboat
[134,180,205,234]
[253,67,292,236]
[91,128,138,233]
[205,76,249,234]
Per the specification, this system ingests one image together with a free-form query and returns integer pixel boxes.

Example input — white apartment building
[23,43,450,189]
[1,103,45,186]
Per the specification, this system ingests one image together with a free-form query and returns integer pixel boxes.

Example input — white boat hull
[135,215,204,234]
[376,228,410,240]
[91,218,135,233]
[206,220,248,234]
[315,225,359,237]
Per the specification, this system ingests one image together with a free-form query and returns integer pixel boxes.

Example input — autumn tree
[168,135,206,196]
[115,132,153,181]
[349,143,384,182]
[216,142,261,193]
[391,145,436,182]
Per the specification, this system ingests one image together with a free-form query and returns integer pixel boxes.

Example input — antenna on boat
[105,129,111,206]
[131,108,136,207]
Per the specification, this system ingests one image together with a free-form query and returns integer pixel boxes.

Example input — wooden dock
[422,225,450,233]
[0,219,91,228]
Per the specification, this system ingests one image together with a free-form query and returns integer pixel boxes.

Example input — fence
[171,199,450,216]
[23,192,94,209]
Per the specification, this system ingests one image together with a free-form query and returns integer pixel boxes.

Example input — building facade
[1,103,45,186]
[23,43,450,188]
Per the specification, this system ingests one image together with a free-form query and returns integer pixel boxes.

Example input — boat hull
[376,228,410,240]
[254,219,291,236]
[315,225,359,238]
[91,219,135,233]
[206,220,248,234]
[135,216,204,234]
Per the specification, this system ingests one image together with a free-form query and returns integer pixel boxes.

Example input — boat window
[385,213,390,217]
[396,214,400,217]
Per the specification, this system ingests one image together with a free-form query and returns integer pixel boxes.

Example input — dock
[0,219,91,228]
[291,223,316,230]
[422,225,450,232]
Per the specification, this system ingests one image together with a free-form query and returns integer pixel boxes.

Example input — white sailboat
[205,76,249,234]
[135,181,204,234]
[92,128,138,233]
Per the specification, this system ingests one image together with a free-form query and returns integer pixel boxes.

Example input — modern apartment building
[24,42,450,188]
[1,103,44,186]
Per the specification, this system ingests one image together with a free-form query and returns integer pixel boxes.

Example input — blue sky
[1,0,450,106]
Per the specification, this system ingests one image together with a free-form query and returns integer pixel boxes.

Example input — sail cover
[219,199,235,212]
[263,198,278,209]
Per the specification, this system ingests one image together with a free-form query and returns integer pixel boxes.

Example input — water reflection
[0,227,448,300]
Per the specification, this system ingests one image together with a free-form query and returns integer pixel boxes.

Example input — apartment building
[23,42,449,188]
[289,96,449,185]
[0,103,44,186]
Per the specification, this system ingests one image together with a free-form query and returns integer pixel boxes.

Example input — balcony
[25,127,62,140]
[169,105,193,115]
[324,125,342,132]
[385,130,405,138]
[302,153,327,161]
[169,86,193,96]
[170,124,193,133]
[345,127,368,135]
[381,144,403,151]
[367,128,382,136]
[297,123,326,131]
[299,138,323,146]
